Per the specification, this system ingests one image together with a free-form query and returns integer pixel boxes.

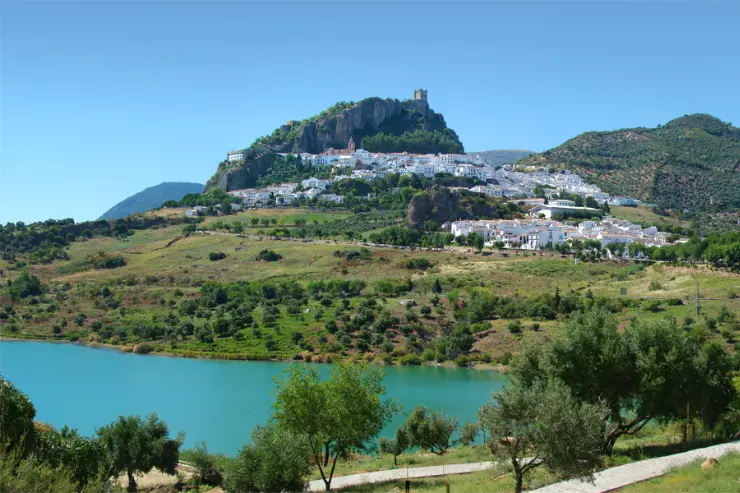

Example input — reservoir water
[0,341,507,455]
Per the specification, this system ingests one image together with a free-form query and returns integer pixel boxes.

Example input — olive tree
[0,377,36,456]
[478,379,605,493]
[404,406,458,455]
[97,414,183,492]
[273,363,395,491]
[378,427,409,466]
[225,424,311,493]
[514,311,736,455]
[459,421,479,446]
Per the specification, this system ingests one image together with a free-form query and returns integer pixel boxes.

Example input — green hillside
[519,114,740,213]
[473,149,534,166]
[99,182,204,220]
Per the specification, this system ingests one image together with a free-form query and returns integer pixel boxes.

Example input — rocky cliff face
[407,186,461,228]
[205,96,462,192]
[277,98,448,154]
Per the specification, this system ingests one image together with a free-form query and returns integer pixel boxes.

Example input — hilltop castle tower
[414,89,428,101]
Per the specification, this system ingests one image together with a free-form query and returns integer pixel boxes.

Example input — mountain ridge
[518,113,740,213]
[99,182,204,220]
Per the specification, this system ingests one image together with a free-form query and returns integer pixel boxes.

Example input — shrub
[400,354,422,366]
[403,258,433,270]
[133,342,155,354]
[256,249,282,262]
[209,252,226,261]
[507,320,522,334]
[648,280,662,291]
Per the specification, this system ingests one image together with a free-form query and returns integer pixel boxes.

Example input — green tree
[377,427,409,466]
[250,217,259,227]
[97,414,183,492]
[0,377,36,456]
[273,363,394,491]
[467,232,485,252]
[404,406,457,455]
[225,424,310,493]
[478,379,605,493]
[231,221,245,234]
[515,311,736,455]
[8,270,42,300]
[34,425,109,490]
[459,421,479,446]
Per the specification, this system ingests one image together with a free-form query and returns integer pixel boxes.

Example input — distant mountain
[518,114,740,213]
[205,92,464,191]
[473,149,535,166]
[99,182,204,219]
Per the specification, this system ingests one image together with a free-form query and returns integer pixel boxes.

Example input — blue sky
[1,1,739,224]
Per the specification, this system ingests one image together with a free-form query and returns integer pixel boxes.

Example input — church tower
[347,136,356,152]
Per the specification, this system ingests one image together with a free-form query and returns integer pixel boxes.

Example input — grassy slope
[619,452,740,493]
[610,206,691,230]
[2,209,738,361]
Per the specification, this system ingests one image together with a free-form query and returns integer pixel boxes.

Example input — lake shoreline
[0,336,507,372]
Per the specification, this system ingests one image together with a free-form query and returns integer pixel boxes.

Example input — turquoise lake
[0,341,507,455]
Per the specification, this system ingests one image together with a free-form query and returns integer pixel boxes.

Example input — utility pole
[696,281,700,317]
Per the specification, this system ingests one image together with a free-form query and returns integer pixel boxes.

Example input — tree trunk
[514,470,523,493]
[512,459,523,493]
[127,471,137,492]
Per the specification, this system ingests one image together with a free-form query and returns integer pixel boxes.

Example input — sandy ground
[115,463,195,490]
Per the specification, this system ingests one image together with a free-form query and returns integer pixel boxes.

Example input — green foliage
[459,421,479,447]
[225,424,310,493]
[0,377,36,456]
[272,363,394,490]
[57,252,126,274]
[377,427,409,466]
[404,406,458,455]
[523,114,740,213]
[7,270,42,300]
[34,426,109,490]
[478,379,605,493]
[0,449,102,493]
[403,258,433,270]
[255,249,282,262]
[97,413,183,492]
[361,129,463,154]
[514,310,737,455]
[208,251,226,261]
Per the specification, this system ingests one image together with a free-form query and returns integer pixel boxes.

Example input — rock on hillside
[407,186,461,228]
[205,95,464,192]
[518,114,740,213]
[99,182,204,220]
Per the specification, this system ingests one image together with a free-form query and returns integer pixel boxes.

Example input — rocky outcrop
[406,186,461,228]
[276,98,448,154]
[407,186,521,228]
[205,96,463,192]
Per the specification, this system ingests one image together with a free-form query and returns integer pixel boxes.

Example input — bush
[133,342,155,354]
[209,252,226,261]
[507,320,522,334]
[648,280,662,291]
[256,249,282,262]
[454,355,470,367]
[403,258,433,270]
[400,354,422,366]
[225,424,310,493]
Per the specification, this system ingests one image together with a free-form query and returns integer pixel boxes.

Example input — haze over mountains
[99,182,204,220]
